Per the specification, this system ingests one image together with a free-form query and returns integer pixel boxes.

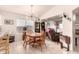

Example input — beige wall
[0,10,26,42]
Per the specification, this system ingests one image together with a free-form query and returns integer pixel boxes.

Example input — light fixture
[30,5,33,20]
[29,5,40,21]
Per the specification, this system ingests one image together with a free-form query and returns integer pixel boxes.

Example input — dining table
[23,31,46,51]
[26,31,43,41]
[26,32,43,37]
[25,31,45,45]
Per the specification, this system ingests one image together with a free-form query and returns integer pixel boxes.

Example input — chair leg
[6,50,9,54]
[44,43,47,50]
[39,44,43,52]
[60,42,63,49]
[7,47,9,54]
[67,44,69,51]
[23,40,28,48]
[40,45,42,52]
[5,44,9,54]
[23,40,25,46]
[5,48,9,54]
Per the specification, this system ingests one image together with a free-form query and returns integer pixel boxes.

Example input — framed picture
[4,19,14,25]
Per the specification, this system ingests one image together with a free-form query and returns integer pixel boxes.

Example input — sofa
[46,28,60,43]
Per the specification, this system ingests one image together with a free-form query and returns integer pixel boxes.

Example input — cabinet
[35,21,45,33]
[41,22,45,32]
[35,22,40,33]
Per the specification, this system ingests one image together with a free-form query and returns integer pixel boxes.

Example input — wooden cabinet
[35,21,45,33]
[35,22,40,33]
[41,22,45,32]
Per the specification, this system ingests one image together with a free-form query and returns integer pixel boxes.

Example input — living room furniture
[3,35,15,43]
[35,21,40,33]
[35,21,46,33]
[22,31,26,41]
[35,31,47,51]
[23,31,46,51]
[41,22,45,32]
[0,35,10,54]
[46,28,60,43]
[9,35,15,43]
[60,35,70,51]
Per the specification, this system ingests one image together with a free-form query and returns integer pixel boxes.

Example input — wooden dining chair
[28,36,35,47]
[23,33,35,48]
[35,32,47,51]
[23,31,27,47]
[0,34,10,54]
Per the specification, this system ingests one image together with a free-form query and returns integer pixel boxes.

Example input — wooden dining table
[26,31,43,41]
[26,32,43,37]
[23,31,46,51]
[25,31,44,45]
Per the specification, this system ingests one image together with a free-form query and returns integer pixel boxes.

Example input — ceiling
[0,5,54,17]
[46,15,62,22]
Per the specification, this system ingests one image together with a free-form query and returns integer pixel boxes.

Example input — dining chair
[28,36,35,47]
[23,31,27,47]
[35,32,47,51]
[23,33,35,48]
[22,31,26,41]
[0,34,10,54]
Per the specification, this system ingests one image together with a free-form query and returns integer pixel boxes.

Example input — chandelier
[30,5,33,20]
[29,5,40,21]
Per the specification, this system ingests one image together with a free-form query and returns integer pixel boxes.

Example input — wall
[46,19,62,32]
[0,10,26,42]
[62,18,72,37]
[46,20,56,30]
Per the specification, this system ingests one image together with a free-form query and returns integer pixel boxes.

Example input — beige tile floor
[0,39,79,54]
[8,39,75,54]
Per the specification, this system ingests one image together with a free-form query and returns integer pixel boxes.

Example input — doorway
[72,7,79,52]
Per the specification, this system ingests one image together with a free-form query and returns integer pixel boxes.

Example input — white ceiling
[0,5,54,17]
[47,15,62,22]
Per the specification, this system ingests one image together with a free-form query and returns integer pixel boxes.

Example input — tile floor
[0,39,79,54]
[8,39,76,54]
